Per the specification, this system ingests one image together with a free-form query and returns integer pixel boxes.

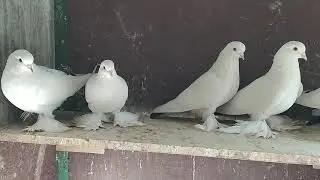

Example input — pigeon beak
[301,52,307,61]
[106,70,114,77]
[239,53,245,60]
[26,64,34,72]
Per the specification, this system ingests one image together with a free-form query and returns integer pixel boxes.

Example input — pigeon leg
[74,113,104,131]
[113,111,144,127]
[23,114,70,132]
[194,107,221,131]
[219,114,277,139]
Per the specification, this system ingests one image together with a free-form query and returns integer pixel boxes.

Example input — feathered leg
[194,108,222,131]
[113,111,144,127]
[74,113,105,131]
[219,114,277,138]
[23,114,70,132]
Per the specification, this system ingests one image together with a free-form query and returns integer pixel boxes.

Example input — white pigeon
[75,60,144,130]
[152,41,246,131]
[296,88,320,109]
[217,41,307,138]
[1,49,91,132]
[295,88,320,116]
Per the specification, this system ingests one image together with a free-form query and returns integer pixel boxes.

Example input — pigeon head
[223,41,246,60]
[7,49,35,73]
[99,60,117,77]
[276,41,307,62]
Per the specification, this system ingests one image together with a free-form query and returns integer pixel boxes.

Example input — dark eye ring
[18,58,23,63]
[293,47,298,51]
[233,48,237,51]
[103,66,106,70]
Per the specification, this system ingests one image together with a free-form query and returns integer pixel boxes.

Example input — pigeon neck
[270,53,300,72]
[268,53,301,83]
[210,53,239,77]
[98,71,117,78]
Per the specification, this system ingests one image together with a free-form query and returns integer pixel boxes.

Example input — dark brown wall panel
[69,150,320,180]
[67,0,320,108]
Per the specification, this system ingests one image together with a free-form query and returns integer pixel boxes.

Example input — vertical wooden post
[55,151,69,180]
[0,0,55,124]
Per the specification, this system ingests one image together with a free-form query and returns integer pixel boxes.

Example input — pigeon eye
[18,58,23,63]
[103,66,106,70]
[293,47,298,51]
[233,48,237,51]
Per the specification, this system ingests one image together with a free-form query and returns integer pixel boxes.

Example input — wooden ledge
[0,116,320,166]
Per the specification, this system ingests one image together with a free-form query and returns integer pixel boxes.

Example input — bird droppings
[88,160,94,175]
[269,0,282,13]
[113,8,144,52]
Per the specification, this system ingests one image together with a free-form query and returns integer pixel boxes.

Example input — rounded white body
[85,74,128,113]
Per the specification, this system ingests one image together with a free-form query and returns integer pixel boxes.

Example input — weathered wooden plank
[194,156,320,180]
[0,0,55,124]
[68,150,320,180]
[69,150,193,180]
[0,142,56,180]
[56,145,105,154]
[1,115,320,166]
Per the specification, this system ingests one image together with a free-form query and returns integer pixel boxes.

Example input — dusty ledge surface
[0,116,320,166]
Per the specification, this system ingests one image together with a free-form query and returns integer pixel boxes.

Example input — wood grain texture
[69,150,193,180]
[56,145,105,154]
[194,156,320,180]
[1,116,320,166]
[69,150,320,180]
[0,141,55,180]
[0,0,55,124]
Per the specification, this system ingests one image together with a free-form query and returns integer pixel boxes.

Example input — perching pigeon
[1,49,91,132]
[75,60,143,130]
[152,41,246,131]
[217,41,307,138]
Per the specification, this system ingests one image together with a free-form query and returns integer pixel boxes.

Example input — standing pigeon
[1,49,91,132]
[217,41,307,138]
[152,41,246,131]
[75,60,143,130]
